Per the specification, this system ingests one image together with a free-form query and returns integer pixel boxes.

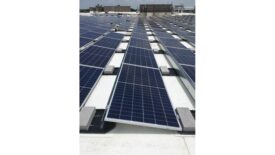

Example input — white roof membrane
[108,53,125,67]
[84,75,116,109]
[162,76,195,110]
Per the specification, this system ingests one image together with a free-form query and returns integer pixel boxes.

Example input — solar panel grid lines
[80,31,102,40]
[80,46,115,67]
[124,46,158,68]
[94,37,122,49]
[129,37,151,49]
[80,37,93,48]
[166,47,195,66]
[160,38,186,48]
[105,32,124,40]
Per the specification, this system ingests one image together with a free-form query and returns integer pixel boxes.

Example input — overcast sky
[80,0,195,9]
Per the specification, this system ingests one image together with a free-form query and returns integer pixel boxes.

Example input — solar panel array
[105,18,182,131]
[79,15,195,131]
[80,15,134,48]
[148,19,196,84]
[79,15,134,107]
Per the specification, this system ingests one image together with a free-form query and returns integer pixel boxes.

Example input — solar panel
[181,65,195,82]
[80,37,92,47]
[80,46,115,67]
[105,64,181,131]
[94,37,121,49]
[81,32,101,40]
[167,47,195,66]
[129,38,151,49]
[160,38,186,48]
[80,29,89,34]
[86,27,108,34]
[124,46,158,68]
[79,66,102,106]
[131,32,148,40]
[80,87,91,106]
[105,32,124,40]
[155,32,174,39]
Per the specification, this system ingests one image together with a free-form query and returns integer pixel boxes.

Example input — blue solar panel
[131,32,148,40]
[129,38,151,49]
[94,37,121,49]
[80,46,115,67]
[119,64,165,88]
[155,31,174,39]
[79,66,102,106]
[167,47,195,66]
[80,37,92,47]
[181,65,195,82]
[160,38,186,48]
[105,32,124,40]
[105,64,181,130]
[80,87,91,106]
[86,27,107,34]
[124,46,158,68]
[80,29,89,34]
[81,32,101,40]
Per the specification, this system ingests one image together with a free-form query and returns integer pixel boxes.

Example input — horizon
[80,0,195,9]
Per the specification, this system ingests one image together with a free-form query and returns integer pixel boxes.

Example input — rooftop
[79,13,195,155]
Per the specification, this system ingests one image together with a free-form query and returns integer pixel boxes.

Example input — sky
[80,0,195,9]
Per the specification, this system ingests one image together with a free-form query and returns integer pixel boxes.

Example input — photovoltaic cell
[79,66,102,106]
[80,46,115,67]
[105,64,181,130]
[94,37,121,49]
[167,47,195,66]
[124,46,158,68]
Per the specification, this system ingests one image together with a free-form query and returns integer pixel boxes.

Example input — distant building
[90,6,104,12]
[104,6,131,12]
[139,4,173,16]
[174,5,184,13]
